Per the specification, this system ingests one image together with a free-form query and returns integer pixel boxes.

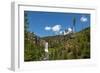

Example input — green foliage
[44,27,90,60]
[24,12,90,61]
[24,12,45,61]
[24,43,45,61]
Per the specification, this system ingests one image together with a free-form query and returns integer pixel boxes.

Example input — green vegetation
[43,27,90,60]
[24,27,90,61]
[24,12,45,61]
[24,12,90,61]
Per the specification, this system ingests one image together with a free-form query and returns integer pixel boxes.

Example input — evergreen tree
[72,17,76,33]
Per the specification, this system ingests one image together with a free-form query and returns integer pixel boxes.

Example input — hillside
[42,27,90,60]
[24,27,90,61]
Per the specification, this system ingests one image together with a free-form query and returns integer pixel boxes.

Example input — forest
[24,12,90,61]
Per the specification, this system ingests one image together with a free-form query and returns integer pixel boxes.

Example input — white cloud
[52,25,61,32]
[63,27,72,35]
[59,31,63,34]
[45,26,51,31]
[44,24,62,35]
[80,16,88,22]
[68,28,72,32]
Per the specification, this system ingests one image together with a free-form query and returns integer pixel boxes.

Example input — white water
[45,42,48,53]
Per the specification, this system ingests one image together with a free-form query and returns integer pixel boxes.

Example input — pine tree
[24,11,29,39]
[72,17,76,33]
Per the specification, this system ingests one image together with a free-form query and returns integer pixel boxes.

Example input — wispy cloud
[52,25,61,32]
[68,28,72,32]
[80,16,88,22]
[45,26,51,31]
[59,31,63,34]
[44,24,62,34]
[63,27,73,35]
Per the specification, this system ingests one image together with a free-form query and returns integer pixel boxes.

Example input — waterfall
[44,42,49,60]
[45,42,48,53]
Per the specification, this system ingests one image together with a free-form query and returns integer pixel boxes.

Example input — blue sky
[24,11,90,37]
